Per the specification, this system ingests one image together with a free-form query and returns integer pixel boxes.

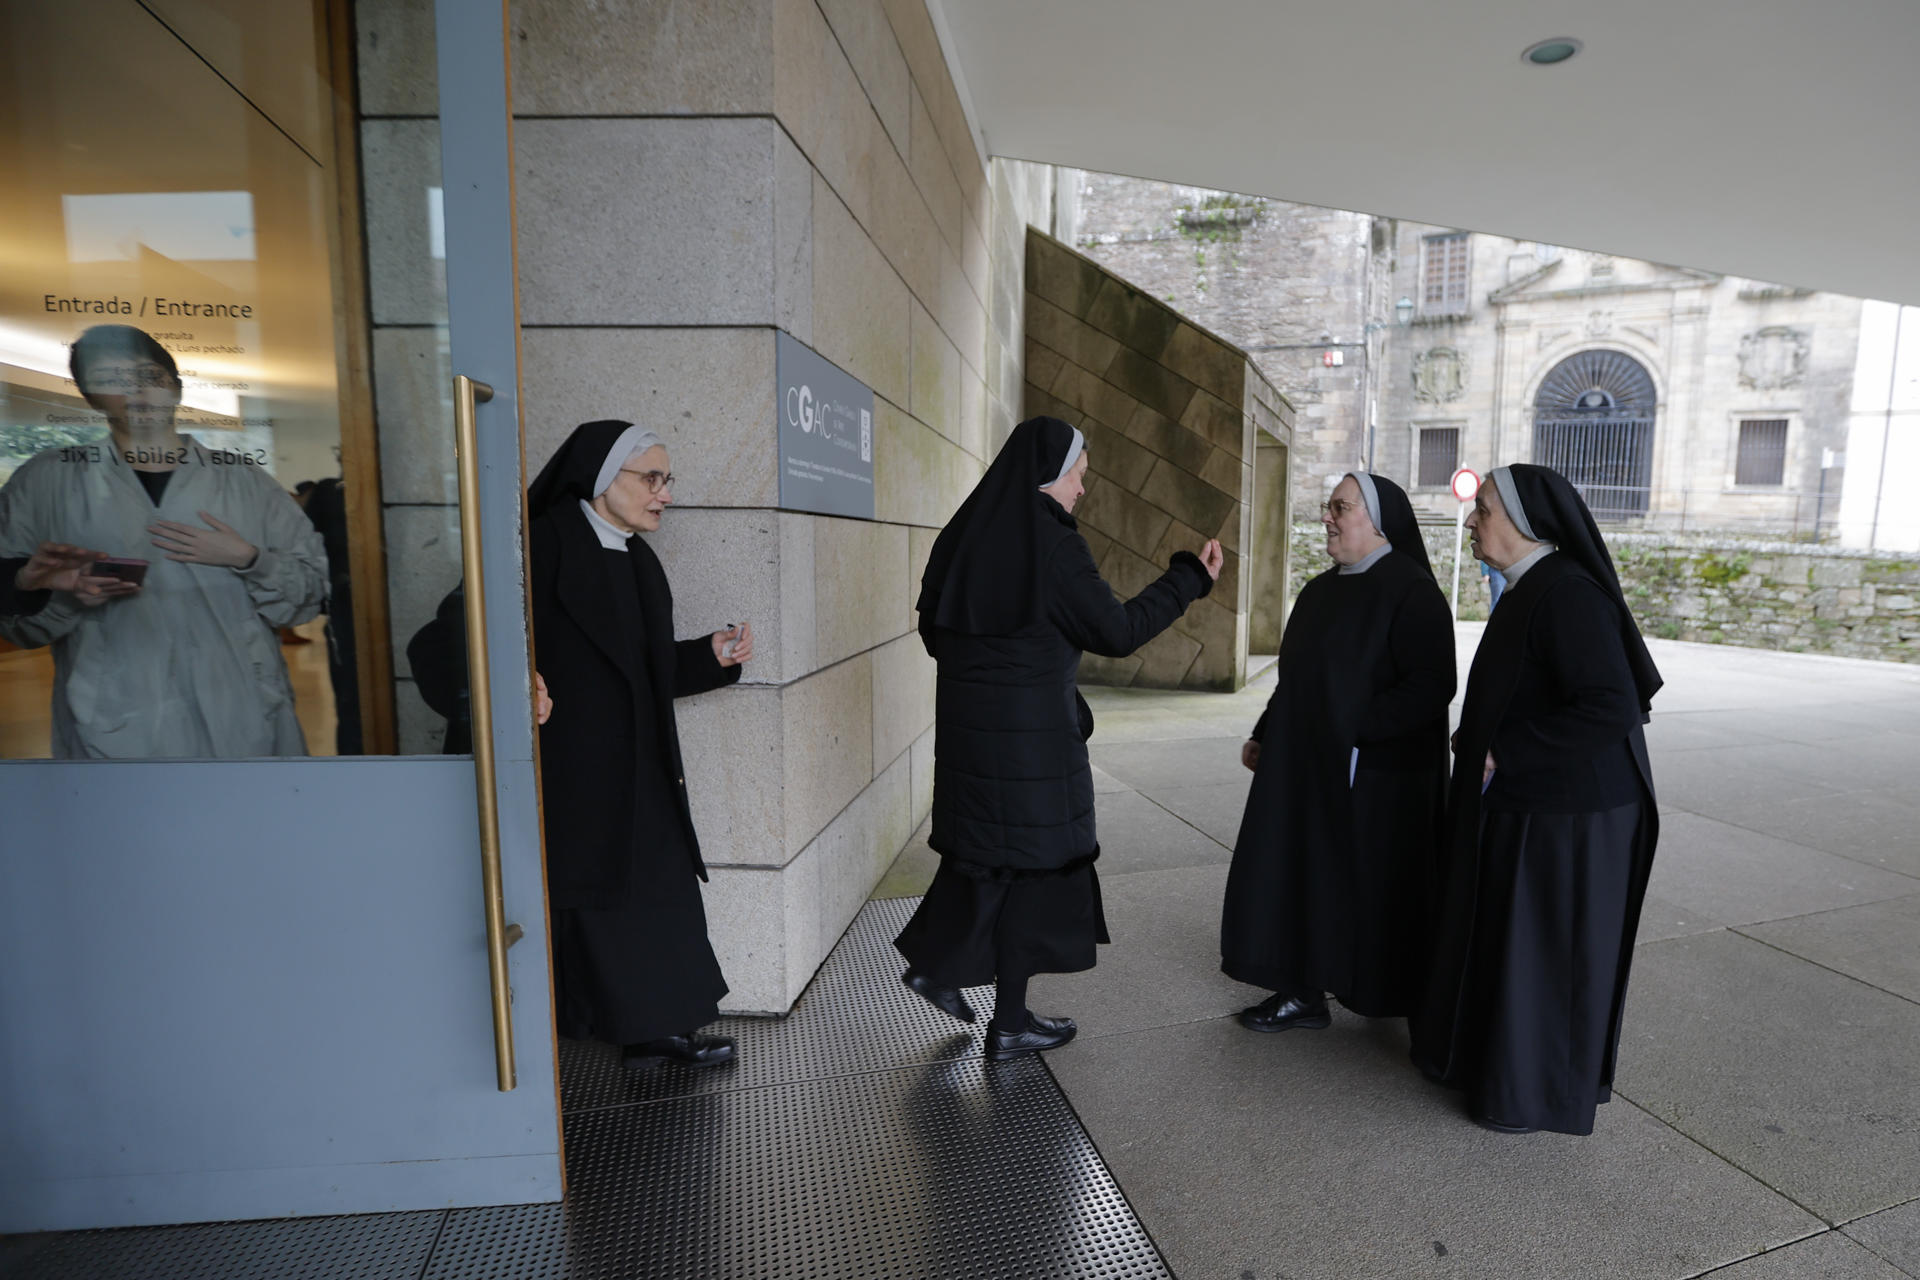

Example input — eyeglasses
[1319,498,1361,518]
[619,468,675,493]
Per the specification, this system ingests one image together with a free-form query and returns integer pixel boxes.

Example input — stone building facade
[1071,175,1866,537]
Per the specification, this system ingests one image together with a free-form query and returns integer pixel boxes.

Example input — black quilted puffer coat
[923,517,1211,874]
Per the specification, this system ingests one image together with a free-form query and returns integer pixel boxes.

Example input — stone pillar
[497,0,1044,1013]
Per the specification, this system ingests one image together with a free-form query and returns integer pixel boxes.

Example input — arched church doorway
[1531,349,1657,519]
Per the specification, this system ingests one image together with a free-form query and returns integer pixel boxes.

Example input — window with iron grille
[1421,233,1471,315]
[1417,427,1460,487]
[1735,419,1789,486]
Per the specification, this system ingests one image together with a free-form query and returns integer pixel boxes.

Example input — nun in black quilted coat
[895,416,1222,1062]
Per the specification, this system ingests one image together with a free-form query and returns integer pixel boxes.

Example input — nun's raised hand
[1198,539,1224,580]
[712,622,754,668]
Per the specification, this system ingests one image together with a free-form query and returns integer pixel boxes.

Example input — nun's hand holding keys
[712,622,754,669]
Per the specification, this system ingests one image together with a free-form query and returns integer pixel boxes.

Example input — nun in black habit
[895,416,1223,1061]
[529,420,753,1070]
[1411,463,1663,1136]
[1221,472,1455,1030]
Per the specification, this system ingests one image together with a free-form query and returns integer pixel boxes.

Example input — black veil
[1359,472,1434,582]
[1506,462,1663,713]
[917,416,1081,636]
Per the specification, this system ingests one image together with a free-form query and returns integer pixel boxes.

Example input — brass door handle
[454,374,516,1092]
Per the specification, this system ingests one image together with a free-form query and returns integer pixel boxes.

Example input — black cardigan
[1474,556,1644,813]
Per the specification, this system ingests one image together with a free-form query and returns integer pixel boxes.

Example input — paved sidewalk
[885,629,1920,1279]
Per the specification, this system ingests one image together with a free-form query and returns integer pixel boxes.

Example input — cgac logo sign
[786,384,816,434]
[776,331,874,519]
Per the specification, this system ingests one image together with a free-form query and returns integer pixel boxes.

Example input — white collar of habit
[579,499,633,551]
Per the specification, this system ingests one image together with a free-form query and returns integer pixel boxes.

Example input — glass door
[0,0,559,1230]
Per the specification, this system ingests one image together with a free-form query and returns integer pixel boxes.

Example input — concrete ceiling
[934,0,1920,304]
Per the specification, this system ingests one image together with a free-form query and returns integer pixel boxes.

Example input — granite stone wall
[1022,229,1294,691]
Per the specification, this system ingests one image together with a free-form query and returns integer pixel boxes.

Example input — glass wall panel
[0,0,463,758]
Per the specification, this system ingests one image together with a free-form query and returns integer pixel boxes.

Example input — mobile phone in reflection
[90,556,149,586]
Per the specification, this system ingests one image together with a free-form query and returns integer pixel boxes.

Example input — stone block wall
[1022,229,1293,691]
[1612,539,1920,661]
[357,0,1061,1013]
[1285,523,1920,662]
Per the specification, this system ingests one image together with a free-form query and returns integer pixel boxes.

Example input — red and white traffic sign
[1450,467,1480,503]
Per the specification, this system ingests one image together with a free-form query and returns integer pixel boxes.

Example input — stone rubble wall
[1285,524,1920,662]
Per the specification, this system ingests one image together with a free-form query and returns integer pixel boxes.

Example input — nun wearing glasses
[1412,463,1663,1136]
[1220,472,1454,1034]
[896,416,1223,1061]
[529,420,753,1072]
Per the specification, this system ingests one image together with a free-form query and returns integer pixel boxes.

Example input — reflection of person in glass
[0,325,328,757]
[529,421,752,1071]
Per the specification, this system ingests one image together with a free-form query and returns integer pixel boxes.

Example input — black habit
[1220,474,1454,1016]
[530,421,739,1046]
[1411,464,1662,1136]
[896,416,1213,986]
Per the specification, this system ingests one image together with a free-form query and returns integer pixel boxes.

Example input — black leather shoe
[903,968,977,1023]
[623,1033,736,1070]
[986,1013,1076,1061]
[1238,992,1331,1033]
[1471,1113,1539,1135]
[1027,1012,1076,1036]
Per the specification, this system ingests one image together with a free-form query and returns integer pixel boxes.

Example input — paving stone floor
[953,628,1920,1280]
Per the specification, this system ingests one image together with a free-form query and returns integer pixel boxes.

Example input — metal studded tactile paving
[560,896,995,1110]
[424,1057,1170,1280]
[4,898,1173,1279]
[1,1208,445,1280]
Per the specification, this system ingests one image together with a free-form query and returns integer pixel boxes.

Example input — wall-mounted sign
[777,331,874,520]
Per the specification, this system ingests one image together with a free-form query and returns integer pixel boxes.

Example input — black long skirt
[1442,800,1648,1135]
[894,857,1110,987]
[551,866,728,1046]
[1221,766,1441,1017]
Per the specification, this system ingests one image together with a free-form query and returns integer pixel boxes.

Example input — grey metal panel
[0,760,561,1232]
[433,0,537,776]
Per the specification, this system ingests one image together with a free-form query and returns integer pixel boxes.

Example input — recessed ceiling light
[1523,37,1583,66]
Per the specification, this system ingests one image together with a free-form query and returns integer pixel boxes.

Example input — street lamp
[1395,296,1414,327]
